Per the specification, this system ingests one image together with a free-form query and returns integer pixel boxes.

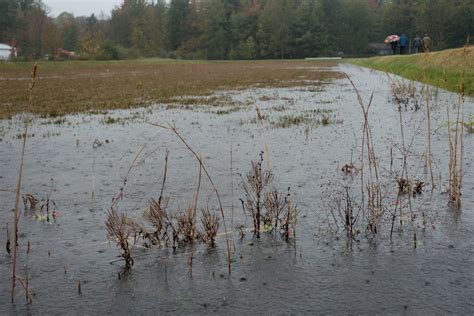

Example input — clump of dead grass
[106,207,135,269]
[241,154,298,240]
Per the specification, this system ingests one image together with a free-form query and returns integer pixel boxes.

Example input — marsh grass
[346,74,384,236]
[464,114,474,133]
[214,107,243,115]
[242,154,273,238]
[0,60,341,118]
[106,208,135,269]
[106,212,133,268]
[390,77,421,111]
[271,109,340,128]
[445,41,469,209]
[241,154,298,240]
[105,145,146,268]
[200,208,220,246]
[336,185,360,250]
[164,95,240,108]
[447,82,464,209]
[149,123,233,274]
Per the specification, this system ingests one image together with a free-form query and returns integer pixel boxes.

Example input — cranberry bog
[1,61,473,314]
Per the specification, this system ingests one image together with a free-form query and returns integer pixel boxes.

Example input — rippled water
[1,64,473,314]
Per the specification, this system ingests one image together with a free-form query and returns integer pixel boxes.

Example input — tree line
[0,0,472,60]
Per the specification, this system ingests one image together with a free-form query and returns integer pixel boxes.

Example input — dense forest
[0,0,473,60]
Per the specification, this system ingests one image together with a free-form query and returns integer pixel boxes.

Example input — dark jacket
[399,34,408,47]
[413,36,421,47]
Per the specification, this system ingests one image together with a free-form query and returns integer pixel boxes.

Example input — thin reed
[11,63,36,304]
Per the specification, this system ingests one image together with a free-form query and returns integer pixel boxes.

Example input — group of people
[389,33,432,55]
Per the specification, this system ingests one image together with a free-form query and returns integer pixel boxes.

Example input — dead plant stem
[230,143,234,231]
[12,63,36,304]
[159,150,169,205]
[150,123,233,275]
[424,83,435,190]
[193,160,202,237]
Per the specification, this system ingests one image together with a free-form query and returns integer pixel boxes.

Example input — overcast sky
[43,0,123,18]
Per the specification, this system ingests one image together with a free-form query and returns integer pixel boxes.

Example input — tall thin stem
[424,83,435,190]
[151,123,233,275]
[12,63,36,303]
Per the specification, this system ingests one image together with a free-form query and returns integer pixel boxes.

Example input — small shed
[0,43,17,60]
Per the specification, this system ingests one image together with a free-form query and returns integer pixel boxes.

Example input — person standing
[423,33,432,52]
[390,40,399,55]
[399,34,408,54]
[413,34,422,53]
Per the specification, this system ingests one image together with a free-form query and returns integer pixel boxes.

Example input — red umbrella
[384,35,400,44]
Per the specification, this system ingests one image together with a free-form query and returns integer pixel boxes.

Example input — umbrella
[384,35,400,44]
[385,35,400,43]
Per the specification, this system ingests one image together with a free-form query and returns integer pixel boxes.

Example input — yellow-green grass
[0,59,340,119]
[348,47,473,96]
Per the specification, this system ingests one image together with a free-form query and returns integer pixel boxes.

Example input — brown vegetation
[0,60,340,119]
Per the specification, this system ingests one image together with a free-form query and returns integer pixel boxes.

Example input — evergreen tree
[229,0,262,59]
[0,0,19,43]
[319,0,344,54]
[290,0,328,58]
[168,0,189,51]
[340,0,372,54]
[56,12,78,51]
[200,0,229,59]
[0,0,470,60]
[257,0,293,58]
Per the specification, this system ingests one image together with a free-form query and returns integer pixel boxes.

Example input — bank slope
[348,47,473,96]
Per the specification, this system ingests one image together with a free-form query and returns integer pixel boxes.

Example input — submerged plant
[200,208,220,246]
[242,153,273,238]
[390,77,421,111]
[397,178,425,197]
[464,114,474,134]
[443,43,468,209]
[106,207,135,269]
[145,197,179,248]
[241,153,298,240]
[22,194,39,209]
[177,207,197,243]
[262,190,289,232]
[346,74,384,237]
[280,200,298,242]
[336,186,360,250]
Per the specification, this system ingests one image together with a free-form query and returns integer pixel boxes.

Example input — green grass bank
[348,47,473,96]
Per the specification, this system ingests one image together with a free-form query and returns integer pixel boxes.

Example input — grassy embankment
[349,46,473,96]
[0,59,340,119]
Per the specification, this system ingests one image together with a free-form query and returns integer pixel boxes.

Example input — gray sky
[43,0,123,17]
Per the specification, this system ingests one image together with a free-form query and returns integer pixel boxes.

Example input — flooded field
[1,63,473,314]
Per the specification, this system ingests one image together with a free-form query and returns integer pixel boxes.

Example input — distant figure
[399,34,408,54]
[390,40,399,55]
[413,34,422,53]
[423,33,432,52]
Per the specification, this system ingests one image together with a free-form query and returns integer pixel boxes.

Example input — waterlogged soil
[1,64,473,314]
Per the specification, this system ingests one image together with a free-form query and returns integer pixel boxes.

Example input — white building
[0,43,17,61]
